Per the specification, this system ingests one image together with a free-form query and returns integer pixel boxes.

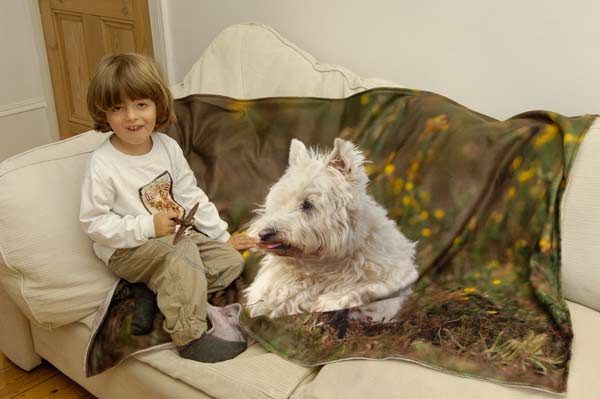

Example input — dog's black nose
[259,228,277,242]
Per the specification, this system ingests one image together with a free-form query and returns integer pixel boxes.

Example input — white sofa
[1,23,600,399]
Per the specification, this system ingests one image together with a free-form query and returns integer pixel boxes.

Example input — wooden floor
[0,352,95,399]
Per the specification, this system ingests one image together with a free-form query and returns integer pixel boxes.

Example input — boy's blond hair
[87,53,176,132]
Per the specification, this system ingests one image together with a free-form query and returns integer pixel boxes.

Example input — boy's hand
[227,233,259,251]
[153,210,180,237]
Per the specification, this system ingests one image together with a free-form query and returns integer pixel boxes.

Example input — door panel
[102,19,137,54]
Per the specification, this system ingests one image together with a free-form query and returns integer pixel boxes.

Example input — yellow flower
[372,104,381,114]
[384,164,395,175]
[492,279,502,285]
[506,186,516,199]
[426,114,449,131]
[511,156,523,170]
[420,211,429,221]
[410,161,420,172]
[419,191,431,203]
[434,209,445,219]
[405,181,414,191]
[242,250,251,259]
[421,228,432,237]
[387,151,397,163]
[563,133,582,144]
[491,211,503,224]
[360,94,370,105]
[467,217,477,231]
[486,310,498,315]
[402,196,412,206]
[393,178,404,195]
[564,133,575,143]
[539,237,551,253]
[230,101,250,114]
[464,287,477,294]
[517,168,535,183]
[460,296,470,301]
[453,236,462,245]
[534,125,558,148]
[515,239,527,248]
[365,164,376,176]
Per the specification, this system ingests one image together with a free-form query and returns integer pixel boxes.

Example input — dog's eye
[302,200,313,211]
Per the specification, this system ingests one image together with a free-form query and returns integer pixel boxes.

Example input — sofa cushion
[170,22,401,100]
[561,118,600,311]
[0,131,118,328]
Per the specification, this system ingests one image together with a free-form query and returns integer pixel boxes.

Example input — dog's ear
[288,139,309,166]
[327,138,363,176]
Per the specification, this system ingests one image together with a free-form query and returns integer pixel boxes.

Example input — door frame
[27,0,170,141]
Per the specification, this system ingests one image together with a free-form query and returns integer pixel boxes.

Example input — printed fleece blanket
[85,88,595,393]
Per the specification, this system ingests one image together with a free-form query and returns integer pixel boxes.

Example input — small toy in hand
[172,202,199,245]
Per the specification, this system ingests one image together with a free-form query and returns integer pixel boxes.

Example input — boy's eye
[137,102,147,108]
[112,106,122,112]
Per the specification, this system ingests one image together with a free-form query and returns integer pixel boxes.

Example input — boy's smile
[106,97,157,155]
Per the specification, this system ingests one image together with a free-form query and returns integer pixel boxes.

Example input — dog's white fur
[244,138,418,318]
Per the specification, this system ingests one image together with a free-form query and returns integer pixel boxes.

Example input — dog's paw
[245,301,269,318]
[313,293,362,313]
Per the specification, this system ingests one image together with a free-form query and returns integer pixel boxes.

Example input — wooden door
[39,0,154,139]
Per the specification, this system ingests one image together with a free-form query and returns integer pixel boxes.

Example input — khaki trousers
[108,231,244,346]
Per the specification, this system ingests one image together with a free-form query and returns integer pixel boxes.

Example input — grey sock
[177,303,248,363]
[177,334,246,363]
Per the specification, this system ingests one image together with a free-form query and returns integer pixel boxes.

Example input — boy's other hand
[227,233,259,251]
[153,210,179,237]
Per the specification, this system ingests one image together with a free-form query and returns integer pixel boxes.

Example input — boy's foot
[131,283,159,335]
[177,334,246,363]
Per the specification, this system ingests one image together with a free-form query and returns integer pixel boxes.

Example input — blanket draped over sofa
[85,88,594,393]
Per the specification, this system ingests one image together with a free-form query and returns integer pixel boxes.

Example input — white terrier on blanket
[244,138,419,318]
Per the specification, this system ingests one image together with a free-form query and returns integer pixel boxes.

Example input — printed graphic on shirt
[139,171,185,218]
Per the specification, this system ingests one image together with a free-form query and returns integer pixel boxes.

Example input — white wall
[0,0,58,162]
[163,0,600,120]
[2,0,599,162]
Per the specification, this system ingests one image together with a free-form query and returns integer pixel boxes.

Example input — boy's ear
[288,139,309,166]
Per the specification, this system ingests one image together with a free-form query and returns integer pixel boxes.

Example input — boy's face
[106,97,157,155]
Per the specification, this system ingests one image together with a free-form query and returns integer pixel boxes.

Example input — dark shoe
[131,283,159,335]
[177,334,247,363]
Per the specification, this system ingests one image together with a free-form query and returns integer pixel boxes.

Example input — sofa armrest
[0,283,41,370]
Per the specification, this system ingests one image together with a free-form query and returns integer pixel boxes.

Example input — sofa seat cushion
[80,314,314,399]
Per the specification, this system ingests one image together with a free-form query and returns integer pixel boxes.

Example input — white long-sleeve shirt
[80,132,230,264]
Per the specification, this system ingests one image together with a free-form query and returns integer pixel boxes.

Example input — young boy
[80,53,257,362]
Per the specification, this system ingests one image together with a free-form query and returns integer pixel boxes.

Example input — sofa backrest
[561,119,600,311]
[0,131,118,328]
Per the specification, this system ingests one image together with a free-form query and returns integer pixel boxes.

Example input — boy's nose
[125,108,137,119]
